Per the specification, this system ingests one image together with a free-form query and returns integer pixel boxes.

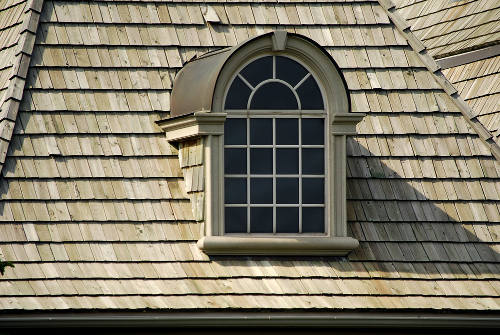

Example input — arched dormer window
[157,31,365,255]
[223,55,326,235]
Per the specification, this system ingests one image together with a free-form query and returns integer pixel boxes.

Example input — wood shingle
[0,0,499,317]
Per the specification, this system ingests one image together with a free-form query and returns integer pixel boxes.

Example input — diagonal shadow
[344,138,500,276]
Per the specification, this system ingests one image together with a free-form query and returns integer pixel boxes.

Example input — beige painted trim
[331,113,365,135]
[198,236,359,255]
[156,112,226,141]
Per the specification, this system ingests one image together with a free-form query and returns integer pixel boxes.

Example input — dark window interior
[240,56,273,87]
[223,55,326,234]
[225,55,323,110]
[250,82,298,110]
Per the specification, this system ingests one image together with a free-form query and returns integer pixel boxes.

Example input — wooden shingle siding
[178,138,204,221]
[395,0,499,58]
[442,56,500,141]
[0,0,499,312]
[0,0,37,174]
[395,0,500,171]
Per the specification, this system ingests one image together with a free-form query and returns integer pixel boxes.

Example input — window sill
[197,236,358,256]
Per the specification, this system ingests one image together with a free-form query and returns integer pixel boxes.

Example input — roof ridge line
[377,0,500,161]
[0,0,44,176]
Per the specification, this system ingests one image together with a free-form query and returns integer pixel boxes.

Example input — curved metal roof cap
[170,47,233,118]
[170,32,350,118]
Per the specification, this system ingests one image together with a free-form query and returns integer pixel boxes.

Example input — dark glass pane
[224,178,246,204]
[225,148,246,174]
[276,207,299,233]
[276,149,298,174]
[224,76,251,110]
[302,178,324,204]
[240,56,273,87]
[297,75,324,110]
[276,178,298,204]
[225,118,247,145]
[250,207,273,233]
[250,82,298,110]
[250,178,273,204]
[276,118,298,145]
[225,207,247,233]
[250,118,272,145]
[302,207,325,233]
[302,148,324,175]
[250,148,272,174]
[276,56,308,87]
[302,118,324,145]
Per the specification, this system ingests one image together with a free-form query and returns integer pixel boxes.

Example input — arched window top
[224,56,324,110]
[169,31,351,118]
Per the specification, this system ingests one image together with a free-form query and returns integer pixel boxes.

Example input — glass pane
[276,56,308,87]
[302,148,324,175]
[250,148,273,174]
[224,76,251,110]
[225,148,246,174]
[297,75,323,110]
[225,207,247,233]
[250,118,272,145]
[224,178,247,204]
[302,178,324,204]
[276,207,299,233]
[225,118,247,145]
[240,56,273,87]
[276,149,298,174]
[302,207,325,233]
[276,178,299,204]
[302,118,324,145]
[276,118,298,145]
[250,178,273,204]
[250,207,273,233]
[250,82,298,110]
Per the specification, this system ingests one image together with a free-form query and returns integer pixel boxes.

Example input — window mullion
[272,117,276,234]
[299,116,303,234]
[247,117,251,233]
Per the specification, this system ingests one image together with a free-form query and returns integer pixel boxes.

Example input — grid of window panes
[224,117,325,234]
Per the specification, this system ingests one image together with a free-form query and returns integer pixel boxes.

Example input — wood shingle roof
[395,0,500,160]
[0,0,499,313]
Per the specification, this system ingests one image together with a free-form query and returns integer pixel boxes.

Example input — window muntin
[223,55,326,235]
[224,55,324,110]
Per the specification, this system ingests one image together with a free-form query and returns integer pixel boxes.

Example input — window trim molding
[158,31,365,256]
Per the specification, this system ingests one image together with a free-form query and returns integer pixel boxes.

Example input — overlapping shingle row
[395,0,499,58]
[0,0,499,311]
[395,0,500,149]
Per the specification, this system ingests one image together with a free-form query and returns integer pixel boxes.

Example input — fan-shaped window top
[224,56,324,110]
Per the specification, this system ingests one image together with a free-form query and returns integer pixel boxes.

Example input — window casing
[158,31,364,255]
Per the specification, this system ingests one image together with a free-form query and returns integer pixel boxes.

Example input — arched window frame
[158,31,365,255]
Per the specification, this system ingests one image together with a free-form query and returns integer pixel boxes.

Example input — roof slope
[442,54,500,143]
[0,0,42,175]
[395,0,499,59]
[0,0,499,311]
[394,0,500,150]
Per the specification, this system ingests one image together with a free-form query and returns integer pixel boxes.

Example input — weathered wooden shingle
[395,0,500,151]
[0,0,499,312]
